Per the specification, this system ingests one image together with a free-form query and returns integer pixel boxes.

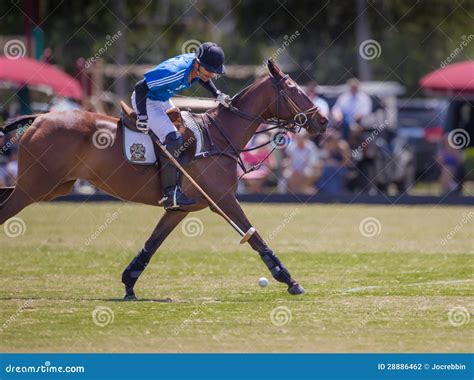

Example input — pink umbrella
[0,56,83,100]
[420,61,474,95]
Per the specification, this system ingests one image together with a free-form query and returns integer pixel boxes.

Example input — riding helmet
[196,42,225,74]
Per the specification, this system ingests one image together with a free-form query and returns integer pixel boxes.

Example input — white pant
[131,91,176,142]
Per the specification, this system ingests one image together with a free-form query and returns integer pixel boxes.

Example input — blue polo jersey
[144,53,200,101]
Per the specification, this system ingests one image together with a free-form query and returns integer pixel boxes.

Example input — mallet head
[239,227,256,244]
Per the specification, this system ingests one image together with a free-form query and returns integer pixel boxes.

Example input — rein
[205,74,321,178]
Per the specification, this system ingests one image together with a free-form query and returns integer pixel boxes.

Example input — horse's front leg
[210,194,304,295]
[121,210,189,300]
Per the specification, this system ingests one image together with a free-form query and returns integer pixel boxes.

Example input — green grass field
[0,202,472,352]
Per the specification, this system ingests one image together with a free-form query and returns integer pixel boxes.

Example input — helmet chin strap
[196,61,219,80]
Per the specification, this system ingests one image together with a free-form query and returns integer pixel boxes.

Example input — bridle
[227,74,322,133]
[205,74,325,177]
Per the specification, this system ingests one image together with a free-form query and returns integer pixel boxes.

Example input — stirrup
[158,187,179,209]
[136,125,149,133]
[159,187,195,210]
[158,194,176,208]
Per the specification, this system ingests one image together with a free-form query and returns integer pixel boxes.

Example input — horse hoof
[288,283,305,295]
[123,286,137,301]
[123,294,137,301]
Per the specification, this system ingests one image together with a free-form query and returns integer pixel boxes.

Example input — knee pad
[163,132,188,165]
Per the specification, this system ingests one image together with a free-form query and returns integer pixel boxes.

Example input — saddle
[119,101,208,165]
[119,101,184,132]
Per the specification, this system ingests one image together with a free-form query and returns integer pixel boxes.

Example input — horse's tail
[0,115,38,136]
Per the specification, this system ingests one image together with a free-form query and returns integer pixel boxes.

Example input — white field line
[344,279,474,293]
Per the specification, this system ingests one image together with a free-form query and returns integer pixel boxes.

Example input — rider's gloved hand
[217,92,231,108]
[136,114,149,131]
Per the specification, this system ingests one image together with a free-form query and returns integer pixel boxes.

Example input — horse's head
[266,60,328,135]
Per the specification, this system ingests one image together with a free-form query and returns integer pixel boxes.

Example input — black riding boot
[158,132,196,211]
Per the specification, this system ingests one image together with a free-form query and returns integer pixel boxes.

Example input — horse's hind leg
[0,186,35,225]
[121,210,189,300]
[0,187,14,204]
[0,180,76,226]
[1,124,77,225]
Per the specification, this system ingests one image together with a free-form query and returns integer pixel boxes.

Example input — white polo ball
[258,277,269,287]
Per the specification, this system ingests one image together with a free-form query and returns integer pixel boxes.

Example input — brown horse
[0,60,327,299]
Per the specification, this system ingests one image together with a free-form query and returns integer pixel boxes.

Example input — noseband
[226,74,322,133]
[273,75,322,132]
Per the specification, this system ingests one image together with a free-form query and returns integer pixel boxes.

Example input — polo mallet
[153,134,256,244]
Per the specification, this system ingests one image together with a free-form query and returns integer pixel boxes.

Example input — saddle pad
[122,111,206,165]
[123,125,157,165]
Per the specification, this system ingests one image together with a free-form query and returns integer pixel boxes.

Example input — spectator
[306,83,330,117]
[437,135,464,195]
[331,78,372,141]
[281,130,323,195]
[317,129,351,194]
[238,134,275,194]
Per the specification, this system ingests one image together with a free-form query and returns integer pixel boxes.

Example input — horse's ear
[267,59,284,80]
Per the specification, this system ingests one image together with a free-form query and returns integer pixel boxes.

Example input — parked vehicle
[397,98,448,180]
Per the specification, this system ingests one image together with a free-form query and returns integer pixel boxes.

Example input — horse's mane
[196,75,269,118]
[230,75,269,105]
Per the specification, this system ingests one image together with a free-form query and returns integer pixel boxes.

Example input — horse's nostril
[320,120,328,132]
